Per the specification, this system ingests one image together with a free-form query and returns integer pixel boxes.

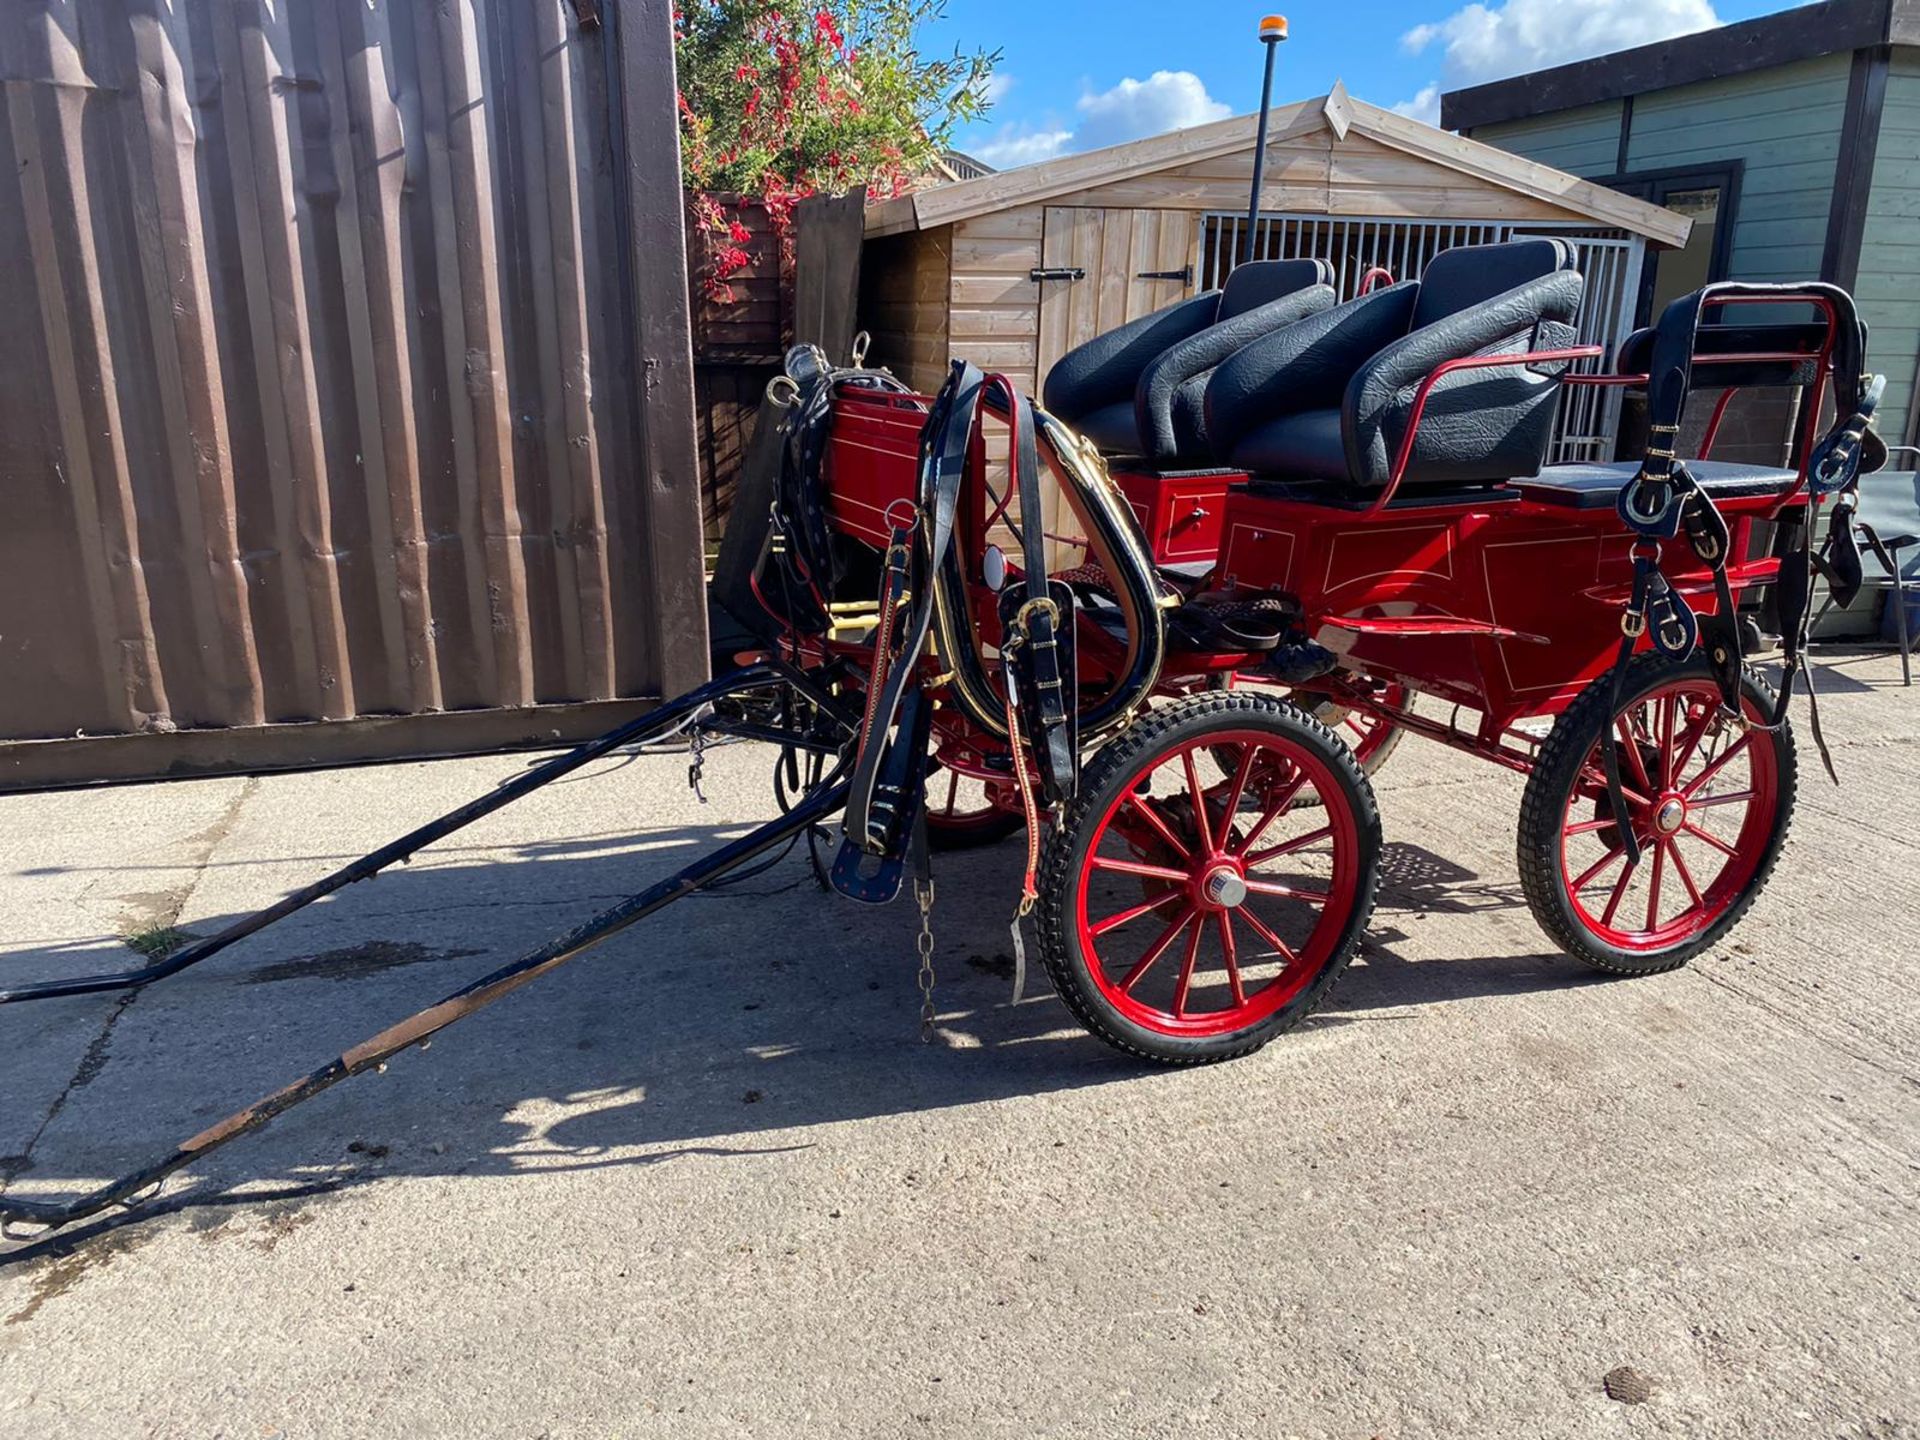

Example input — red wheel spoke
[1171,919,1204,1018]
[1091,888,1184,937]
[1688,789,1755,809]
[1570,845,1626,893]
[1599,856,1638,927]
[1245,824,1335,865]
[1656,694,1677,786]
[1221,745,1258,829]
[1237,904,1300,966]
[1551,681,1779,954]
[1617,714,1656,793]
[1124,791,1193,861]
[1074,720,1371,1042]
[1182,750,1214,854]
[1118,908,1195,993]
[1216,912,1245,1007]
[1233,773,1308,856]
[1244,878,1330,905]
[1682,822,1739,858]
[1684,733,1752,797]
[1091,855,1191,883]
[1667,839,1704,911]
[1573,761,1652,809]
[1669,702,1717,782]
[1565,816,1621,836]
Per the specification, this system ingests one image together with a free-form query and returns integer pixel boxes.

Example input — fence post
[614,0,712,696]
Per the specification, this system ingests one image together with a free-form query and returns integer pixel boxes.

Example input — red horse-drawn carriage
[0,238,1886,1233]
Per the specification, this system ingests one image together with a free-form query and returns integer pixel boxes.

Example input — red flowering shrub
[676,1,997,302]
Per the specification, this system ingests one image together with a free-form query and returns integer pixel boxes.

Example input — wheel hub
[1201,864,1248,910]
[1653,795,1687,835]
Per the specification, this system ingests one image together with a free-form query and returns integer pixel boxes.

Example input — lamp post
[1242,14,1289,268]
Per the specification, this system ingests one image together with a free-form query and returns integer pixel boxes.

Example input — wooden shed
[858,84,1690,469]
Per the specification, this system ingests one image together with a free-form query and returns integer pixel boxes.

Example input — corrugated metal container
[0,0,707,781]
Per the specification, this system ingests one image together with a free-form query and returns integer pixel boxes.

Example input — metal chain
[687,726,709,805]
[914,877,937,1044]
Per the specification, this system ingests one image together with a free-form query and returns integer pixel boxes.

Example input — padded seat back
[1219,258,1333,320]
[1410,238,1575,330]
[1042,259,1336,466]
[1205,239,1584,491]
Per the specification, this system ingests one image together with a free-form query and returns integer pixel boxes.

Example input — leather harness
[835,361,1081,897]
[1606,283,1886,860]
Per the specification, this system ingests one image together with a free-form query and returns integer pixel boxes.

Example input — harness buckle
[1011,595,1062,635]
[1622,611,1647,639]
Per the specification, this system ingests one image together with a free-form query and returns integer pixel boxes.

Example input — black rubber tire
[1516,652,1797,977]
[1037,692,1383,1065]
[1304,696,1406,778]
[1204,675,1405,803]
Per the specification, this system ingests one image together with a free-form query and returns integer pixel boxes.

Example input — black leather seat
[1515,459,1798,509]
[1205,239,1584,492]
[1042,259,1337,467]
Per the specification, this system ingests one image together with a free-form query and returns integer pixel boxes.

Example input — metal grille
[1200,214,1647,464]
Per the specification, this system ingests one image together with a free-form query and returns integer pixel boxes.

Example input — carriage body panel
[1215,483,1785,728]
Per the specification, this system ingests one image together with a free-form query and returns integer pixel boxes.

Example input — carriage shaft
[0,662,846,1007]
[0,773,851,1234]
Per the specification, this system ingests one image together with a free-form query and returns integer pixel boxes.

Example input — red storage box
[1112,468,1237,566]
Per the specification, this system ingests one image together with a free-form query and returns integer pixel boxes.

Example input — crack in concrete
[121,775,260,941]
[2,989,139,1188]
[0,778,258,1197]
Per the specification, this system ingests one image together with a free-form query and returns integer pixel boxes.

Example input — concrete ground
[0,652,1914,1439]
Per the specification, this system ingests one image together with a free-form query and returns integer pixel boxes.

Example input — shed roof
[865,84,1692,249]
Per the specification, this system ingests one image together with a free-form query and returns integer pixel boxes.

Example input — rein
[1605,283,1886,859]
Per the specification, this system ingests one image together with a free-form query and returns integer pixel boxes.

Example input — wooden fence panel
[0,0,707,782]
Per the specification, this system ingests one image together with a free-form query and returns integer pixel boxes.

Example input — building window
[1599,164,1742,325]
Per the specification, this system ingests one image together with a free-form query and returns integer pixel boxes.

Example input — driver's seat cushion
[1227,407,1345,480]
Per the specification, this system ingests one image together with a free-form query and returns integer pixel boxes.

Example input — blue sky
[924,0,1804,168]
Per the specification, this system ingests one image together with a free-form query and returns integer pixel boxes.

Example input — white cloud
[969,69,1230,170]
[1073,71,1233,152]
[1402,0,1721,89]
[973,123,1075,169]
[1392,84,1443,126]
[978,73,1016,107]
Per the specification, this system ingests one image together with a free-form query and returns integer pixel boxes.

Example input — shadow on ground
[0,801,1599,1264]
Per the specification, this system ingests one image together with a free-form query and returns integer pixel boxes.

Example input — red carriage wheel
[1209,673,1407,779]
[1037,693,1382,1064]
[1517,653,1796,975]
[1305,688,1407,775]
[924,761,1023,850]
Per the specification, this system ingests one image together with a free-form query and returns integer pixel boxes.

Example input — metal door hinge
[1137,266,1193,284]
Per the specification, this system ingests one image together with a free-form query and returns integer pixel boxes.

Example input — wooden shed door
[1032,208,1194,564]
[1035,207,1197,395]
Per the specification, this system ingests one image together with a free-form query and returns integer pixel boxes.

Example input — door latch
[1029,267,1086,283]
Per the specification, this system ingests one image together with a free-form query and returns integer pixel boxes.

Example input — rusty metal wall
[0,0,708,765]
